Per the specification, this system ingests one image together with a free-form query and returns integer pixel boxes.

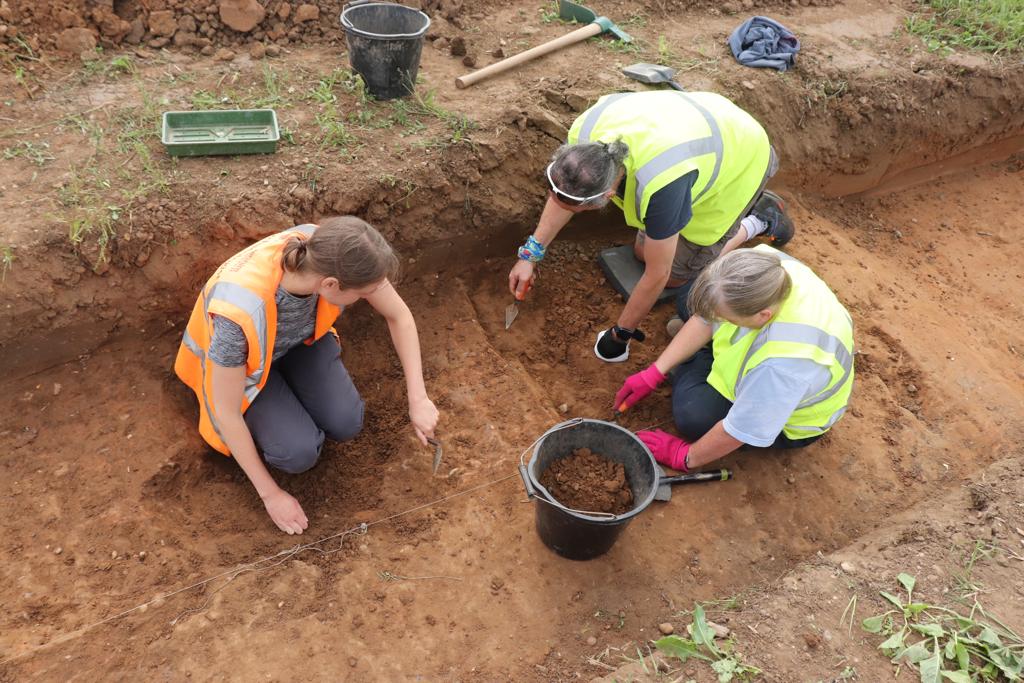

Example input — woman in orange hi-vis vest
[175,216,439,535]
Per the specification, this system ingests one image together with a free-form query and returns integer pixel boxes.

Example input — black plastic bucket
[519,419,659,561]
[340,2,431,100]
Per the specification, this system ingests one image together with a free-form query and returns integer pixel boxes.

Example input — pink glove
[613,363,666,412]
[637,429,690,472]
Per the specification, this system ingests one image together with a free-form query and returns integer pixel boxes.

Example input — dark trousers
[244,335,364,473]
[671,282,820,450]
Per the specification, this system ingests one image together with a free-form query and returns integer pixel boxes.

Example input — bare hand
[508,260,536,298]
[261,488,309,535]
[409,396,439,445]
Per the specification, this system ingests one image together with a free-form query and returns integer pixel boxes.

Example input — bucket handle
[517,417,618,520]
[340,1,432,40]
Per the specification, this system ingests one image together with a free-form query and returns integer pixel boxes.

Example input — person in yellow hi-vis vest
[613,246,853,470]
[176,217,439,535]
[508,91,795,363]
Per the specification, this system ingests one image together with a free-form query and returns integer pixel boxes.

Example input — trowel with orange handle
[504,279,533,330]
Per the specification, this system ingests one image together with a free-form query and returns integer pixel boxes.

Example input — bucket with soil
[520,419,658,561]
[340,1,431,100]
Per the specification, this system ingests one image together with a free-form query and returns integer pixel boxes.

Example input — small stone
[707,620,730,639]
[278,601,285,608]
[139,551,147,560]
[894,229,903,239]
[741,80,755,91]
[450,36,466,57]
[787,475,796,484]
[491,47,504,59]
[658,622,674,635]
[348,657,357,668]
[54,547,63,555]
[111,550,118,559]
[586,635,597,646]
[265,44,281,57]
[293,4,319,23]
[178,15,197,33]
[840,561,856,573]
[52,383,62,396]
[125,17,146,44]
[906,384,918,394]
[201,45,216,56]
[249,42,266,59]
[148,10,177,37]
[461,54,476,68]
[56,27,96,53]
[220,0,266,33]
[277,2,292,20]
[215,47,236,61]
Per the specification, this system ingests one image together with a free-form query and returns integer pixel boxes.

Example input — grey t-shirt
[208,286,318,368]
[722,357,834,446]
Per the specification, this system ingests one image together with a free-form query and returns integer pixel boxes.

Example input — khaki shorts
[635,146,779,284]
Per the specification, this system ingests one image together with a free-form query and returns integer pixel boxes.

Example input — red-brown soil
[1,0,1023,680]
[539,448,634,515]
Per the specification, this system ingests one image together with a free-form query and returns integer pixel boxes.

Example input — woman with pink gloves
[613,245,854,472]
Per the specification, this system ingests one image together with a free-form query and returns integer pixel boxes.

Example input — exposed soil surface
[539,448,634,515]
[1,0,1023,680]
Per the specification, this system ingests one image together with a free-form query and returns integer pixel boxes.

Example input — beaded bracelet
[517,235,546,263]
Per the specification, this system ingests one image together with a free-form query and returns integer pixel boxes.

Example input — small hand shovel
[622,63,685,91]
[654,468,731,502]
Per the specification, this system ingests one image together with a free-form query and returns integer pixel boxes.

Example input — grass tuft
[907,0,1024,54]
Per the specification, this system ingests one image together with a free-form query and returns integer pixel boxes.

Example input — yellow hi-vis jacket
[567,91,771,246]
[174,225,341,454]
[708,245,855,440]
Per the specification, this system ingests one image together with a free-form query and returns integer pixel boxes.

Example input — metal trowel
[654,469,731,501]
[427,437,443,475]
[504,280,532,330]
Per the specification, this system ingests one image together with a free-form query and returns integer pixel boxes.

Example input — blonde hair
[687,249,792,321]
[281,216,400,288]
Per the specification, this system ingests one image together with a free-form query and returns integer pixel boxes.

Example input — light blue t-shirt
[722,357,834,446]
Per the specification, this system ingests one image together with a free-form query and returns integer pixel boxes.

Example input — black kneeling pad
[597,244,683,303]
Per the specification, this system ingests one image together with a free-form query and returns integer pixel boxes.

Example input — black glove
[594,326,645,363]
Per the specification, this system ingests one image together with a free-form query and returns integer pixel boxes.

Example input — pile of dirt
[1,0,347,57]
[539,448,634,515]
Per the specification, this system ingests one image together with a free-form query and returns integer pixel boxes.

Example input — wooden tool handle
[455,22,603,89]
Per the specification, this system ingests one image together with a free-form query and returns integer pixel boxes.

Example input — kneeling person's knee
[263,430,324,474]
[323,399,364,443]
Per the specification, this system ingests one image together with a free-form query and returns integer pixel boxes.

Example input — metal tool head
[504,302,519,330]
[428,437,443,474]
[557,0,632,42]
[558,0,596,24]
[622,63,678,84]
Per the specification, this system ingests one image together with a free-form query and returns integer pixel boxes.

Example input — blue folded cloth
[728,16,800,71]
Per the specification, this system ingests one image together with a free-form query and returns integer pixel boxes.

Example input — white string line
[0,471,520,667]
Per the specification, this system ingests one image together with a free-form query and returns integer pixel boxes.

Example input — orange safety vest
[174,225,341,455]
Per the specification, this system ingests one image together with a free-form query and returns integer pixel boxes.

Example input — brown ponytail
[282,216,400,288]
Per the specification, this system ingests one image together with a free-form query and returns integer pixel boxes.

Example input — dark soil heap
[539,448,634,515]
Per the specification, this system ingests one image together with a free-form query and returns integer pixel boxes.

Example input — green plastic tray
[161,109,279,157]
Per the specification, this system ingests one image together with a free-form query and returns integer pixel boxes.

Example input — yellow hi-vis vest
[174,225,341,455]
[707,246,855,440]
[567,91,771,246]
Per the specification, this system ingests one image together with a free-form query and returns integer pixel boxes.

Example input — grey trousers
[635,146,780,284]
[244,334,364,474]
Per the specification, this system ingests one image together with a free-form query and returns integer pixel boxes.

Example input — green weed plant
[655,604,761,682]
[862,573,1023,681]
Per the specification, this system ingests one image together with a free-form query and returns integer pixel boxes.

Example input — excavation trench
[2,123,1022,679]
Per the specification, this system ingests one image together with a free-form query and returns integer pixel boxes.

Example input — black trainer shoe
[750,190,795,248]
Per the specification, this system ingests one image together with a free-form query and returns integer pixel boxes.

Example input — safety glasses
[545,162,607,206]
